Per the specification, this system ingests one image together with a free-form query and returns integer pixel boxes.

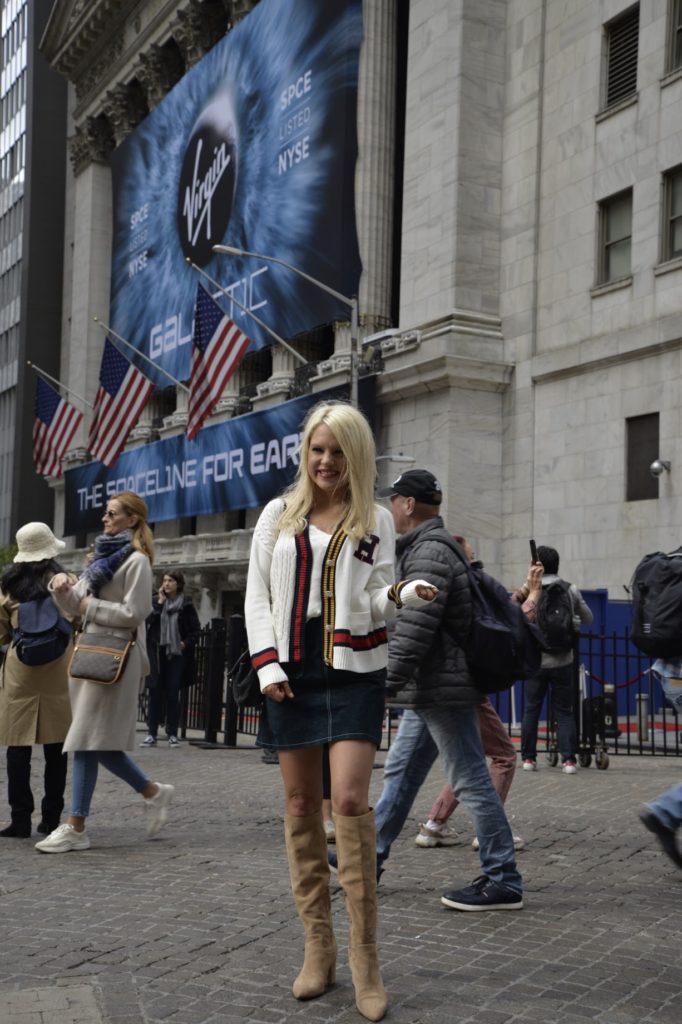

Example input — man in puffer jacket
[380,469,523,911]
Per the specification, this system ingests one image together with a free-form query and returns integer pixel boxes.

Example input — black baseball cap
[377,469,443,505]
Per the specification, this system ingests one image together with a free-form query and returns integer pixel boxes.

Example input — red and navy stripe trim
[288,529,313,663]
[250,647,279,670]
[332,627,388,651]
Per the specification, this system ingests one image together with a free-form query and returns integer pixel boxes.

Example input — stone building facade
[39,0,682,619]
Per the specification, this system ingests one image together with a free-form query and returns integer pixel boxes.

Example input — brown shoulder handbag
[69,632,135,685]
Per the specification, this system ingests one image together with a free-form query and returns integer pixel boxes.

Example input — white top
[307,524,331,620]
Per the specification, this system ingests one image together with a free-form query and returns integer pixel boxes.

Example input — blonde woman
[35,492,174,854]
[245,402,436,1022]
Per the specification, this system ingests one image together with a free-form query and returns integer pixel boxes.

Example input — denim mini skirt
[257,618,386,750]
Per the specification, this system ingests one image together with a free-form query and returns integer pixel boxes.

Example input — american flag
[186,284,251,441]
[88,339,154,467]
[33,377,83,478]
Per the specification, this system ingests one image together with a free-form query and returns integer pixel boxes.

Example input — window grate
[606,5,639,107]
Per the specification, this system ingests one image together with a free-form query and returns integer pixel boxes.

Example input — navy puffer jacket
[385,517,483,710]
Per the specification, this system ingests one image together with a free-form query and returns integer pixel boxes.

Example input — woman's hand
[264,680,295,702]
[51,573,72,594]
[415,583,439,602]
[157,586,166,604]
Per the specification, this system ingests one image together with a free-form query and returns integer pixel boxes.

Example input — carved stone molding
[136,42,185,108]
[74,32,125,101]
[102,81,149,146]
[224,0,260,27]
[172,0,227,69]
[69,115,116,175]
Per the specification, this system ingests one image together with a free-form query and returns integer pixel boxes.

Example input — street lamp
[213,244,360,407]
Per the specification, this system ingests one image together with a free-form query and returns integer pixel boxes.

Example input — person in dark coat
[377,469,523,912]
[142,571,200,748]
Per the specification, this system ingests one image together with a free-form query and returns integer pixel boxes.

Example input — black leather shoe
[0,823,31,838]
[37,821,59,835]
[639,809,682,869]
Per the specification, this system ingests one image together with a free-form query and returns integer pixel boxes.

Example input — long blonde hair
[277,402,377,540]
[113,491,155,563]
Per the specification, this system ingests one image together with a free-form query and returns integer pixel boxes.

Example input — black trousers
[6,744,68,828]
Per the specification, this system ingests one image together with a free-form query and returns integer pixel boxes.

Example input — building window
[668,0,682,72]
[604,5,639,108]
[662,166,682,261]
[626,414,659,501]
[598,189,632,283]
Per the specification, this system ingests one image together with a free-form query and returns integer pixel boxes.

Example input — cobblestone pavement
[0,732,680,1024]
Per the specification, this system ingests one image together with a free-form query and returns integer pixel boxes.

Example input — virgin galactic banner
[109,0,363,384]
[63,391,343,534]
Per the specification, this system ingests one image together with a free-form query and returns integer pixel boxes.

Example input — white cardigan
[245,499,421,690]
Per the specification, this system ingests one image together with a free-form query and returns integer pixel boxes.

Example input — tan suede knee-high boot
[284,811,337,1000]
[334,810,387,1022]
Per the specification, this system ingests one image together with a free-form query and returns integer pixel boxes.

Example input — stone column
[331,0,396,368]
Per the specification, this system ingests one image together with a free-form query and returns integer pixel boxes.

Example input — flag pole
[93,318,190,394]
[186,259,308,366]
[27,361,93,409]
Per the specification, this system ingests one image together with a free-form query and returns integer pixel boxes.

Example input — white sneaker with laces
[415,821,457,848]
[145,782,175,838]
[472,834,525,851]
[168,736,179,748]
[522,759,537,771]
[140,735,156,747]
[35,823,90,854]
[562,761,577,774]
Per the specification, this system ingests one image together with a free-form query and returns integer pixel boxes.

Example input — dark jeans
[521,663,577,763]
[148,650,184,739]
[6,743,67,829]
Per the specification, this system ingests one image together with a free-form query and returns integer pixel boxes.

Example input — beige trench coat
[53,551,152,752]
[0,589,73,746]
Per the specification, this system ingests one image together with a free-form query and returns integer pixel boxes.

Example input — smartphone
[529,539,538,564]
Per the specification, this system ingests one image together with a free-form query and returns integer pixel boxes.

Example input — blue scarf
[82,530,134,597]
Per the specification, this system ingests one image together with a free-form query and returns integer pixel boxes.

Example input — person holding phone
[521,544,593,773]
[142,571,201,748]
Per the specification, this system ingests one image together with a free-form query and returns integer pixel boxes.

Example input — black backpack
[536,580,575,653]
[630,549,682,658]
[12,597,72,667]
[433,537,543,693]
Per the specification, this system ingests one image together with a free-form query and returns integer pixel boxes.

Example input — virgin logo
[182,138,231,249]
[177,93,237,265]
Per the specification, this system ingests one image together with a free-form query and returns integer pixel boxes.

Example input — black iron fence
[140,624,681,757]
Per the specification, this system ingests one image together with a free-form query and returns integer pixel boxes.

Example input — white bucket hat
[14,522,66,563]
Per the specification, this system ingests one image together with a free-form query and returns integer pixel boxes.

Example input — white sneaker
[144,782,175,838]
[168,736,179,748]
[140,735,156,747]
[522,759,537,771]
[562,761,578,774]
[415,821,457,848]
[472,834,525,851]
[35,823,90,854]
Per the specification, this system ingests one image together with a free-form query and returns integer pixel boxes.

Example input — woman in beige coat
[0,523,74,837]
[35,491,174,854]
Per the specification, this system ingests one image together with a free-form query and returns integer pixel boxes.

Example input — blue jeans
[521,663,577,763]
[375,711,439,862]
[71,751,150,818]
[375,707,522,894]
[647,784,682,831]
